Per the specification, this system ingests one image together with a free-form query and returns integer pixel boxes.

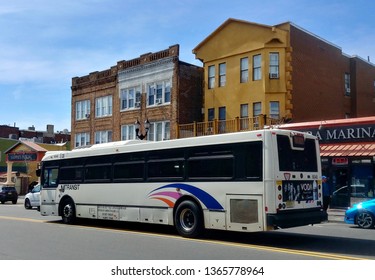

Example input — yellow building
[192,18,292,127]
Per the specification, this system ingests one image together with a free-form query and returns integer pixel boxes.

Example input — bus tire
[174,200,203,238]
[61,198,76,224]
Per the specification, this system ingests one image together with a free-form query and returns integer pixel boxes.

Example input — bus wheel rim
[63,204,73,218]
[180,209,195,232]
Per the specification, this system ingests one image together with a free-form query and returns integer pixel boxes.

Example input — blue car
[345,199,375,229]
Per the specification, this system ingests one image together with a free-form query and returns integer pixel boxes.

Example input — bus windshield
[277,134,318,172]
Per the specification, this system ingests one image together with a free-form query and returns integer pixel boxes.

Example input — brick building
[71,44,203,147]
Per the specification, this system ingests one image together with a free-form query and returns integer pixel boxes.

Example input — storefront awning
[320,142,375,157]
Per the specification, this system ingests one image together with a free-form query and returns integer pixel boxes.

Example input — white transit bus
[39,129,327,237]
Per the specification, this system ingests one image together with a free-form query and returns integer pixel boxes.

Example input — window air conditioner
[270,73,279,79]
[135,102,141,108]
[156,98,162,104]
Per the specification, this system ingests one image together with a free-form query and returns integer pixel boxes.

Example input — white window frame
[240,104,249,130]
[208,65,215,89]
[253,54,262,81]
[270,101,280,119]
[95,96,112,117]
[269,53,279,79]
[95,130,112,144]
[253,102,262,117]
[75,100,91,120]
[147,121,170,141]
[147,80,171,106]
[240,57,249,83]
[219,63,226,87]
[121,124,136,140]
[75,132,90,148]
[120,87,141,110]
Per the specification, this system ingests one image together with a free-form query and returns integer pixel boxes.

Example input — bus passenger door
[226,195,264,232]
[40,167,59,216]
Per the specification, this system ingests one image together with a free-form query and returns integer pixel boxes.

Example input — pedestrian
[322,176,331,211]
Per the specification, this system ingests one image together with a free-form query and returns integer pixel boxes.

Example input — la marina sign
[297,124,375,144]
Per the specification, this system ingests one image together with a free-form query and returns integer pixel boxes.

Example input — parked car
[0,185,18,204]
[331,184,366,208]
[24,184,41,210]
[345,199,375,229]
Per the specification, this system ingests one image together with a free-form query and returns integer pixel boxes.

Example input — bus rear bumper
[267,208,328,229]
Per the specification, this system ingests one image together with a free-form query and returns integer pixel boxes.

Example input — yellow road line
[0,215,46,223]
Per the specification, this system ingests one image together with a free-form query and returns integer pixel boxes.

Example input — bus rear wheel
[174,200,203,238]
[61,198,76,224]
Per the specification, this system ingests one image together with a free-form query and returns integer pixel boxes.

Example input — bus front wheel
[61,198,76,224]
[174,200,203,238]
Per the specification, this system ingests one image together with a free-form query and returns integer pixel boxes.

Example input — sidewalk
[327,208,346,223]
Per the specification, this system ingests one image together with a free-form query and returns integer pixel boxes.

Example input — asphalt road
[1,198,374,260]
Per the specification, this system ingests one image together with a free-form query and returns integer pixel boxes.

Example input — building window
[218,106,226,133]
[208,65,215,89]
[240,57,249,83]
[120,87,141,110]
[269,53,279,79]
[147,80,171,106]
[253,102,262,116]
[121,124,136,140]
[95,130,112,144]
[75,132,90,147]
[75,100,90,120]
[240,104,249,130]
[344,73,351,96]
[253,54,262,81]
[207,108,215,134]
[208,108,215,121]
[219,63,226,87]
[270,101,280,119]
[147,121,170,141]
[95,96,112,117]
[165,81,171,103]
[253,102,262,128]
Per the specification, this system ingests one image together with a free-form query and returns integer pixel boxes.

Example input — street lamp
[135,119,150,140]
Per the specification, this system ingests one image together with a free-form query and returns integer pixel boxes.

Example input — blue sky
[1,0,374,132]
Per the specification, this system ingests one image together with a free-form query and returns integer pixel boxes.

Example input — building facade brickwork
[71,44,203,147]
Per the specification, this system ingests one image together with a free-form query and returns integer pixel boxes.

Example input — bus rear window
[277,135,318,172]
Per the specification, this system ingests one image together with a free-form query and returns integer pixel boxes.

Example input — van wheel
[24,198,32,209]
[61,198,76,224]
[174,200,203,238]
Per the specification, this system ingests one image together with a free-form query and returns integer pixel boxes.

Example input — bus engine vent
[230,199,259,224]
